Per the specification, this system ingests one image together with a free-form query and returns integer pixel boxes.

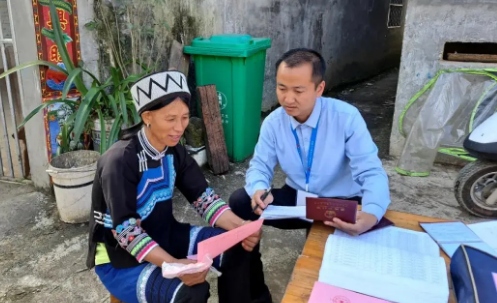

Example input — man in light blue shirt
[229,48,390,302]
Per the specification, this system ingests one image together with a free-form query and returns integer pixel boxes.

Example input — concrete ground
[0,69,485,303]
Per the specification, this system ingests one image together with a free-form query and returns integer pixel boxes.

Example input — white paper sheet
[420,222,481,242]
[260,205,312,222]
[319,235,449,303]
[468,220,497,254]
[333,226,440,257]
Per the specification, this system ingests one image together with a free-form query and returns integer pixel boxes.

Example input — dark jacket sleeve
[173,145,230,227]
[99,146,158,262]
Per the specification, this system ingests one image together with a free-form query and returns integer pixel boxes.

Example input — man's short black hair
[275,48,326,86]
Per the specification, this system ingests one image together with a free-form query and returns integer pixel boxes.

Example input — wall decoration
[31,0,84,161]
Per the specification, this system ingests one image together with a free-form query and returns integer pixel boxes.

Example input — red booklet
[361,217,394,234]
[305,198,358,223]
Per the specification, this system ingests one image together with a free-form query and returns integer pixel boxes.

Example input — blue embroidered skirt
[95,226,224,303]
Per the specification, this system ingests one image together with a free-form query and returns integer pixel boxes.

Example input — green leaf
[118,91,129,127]
[41,27,55,40]
[130,104,141,124]
[48,0,73,70]
[123,73,145,86]
[62,32,73,44]
[65,111,77,124]
[47,0,87,94]
[97,109,107,154]
[107,94,119,118]
[41,28,73,44]
[111,67,122,87]
[17,99,77,131]
[72,85,110,141]
[103,74,113,86]
[0,60,67,80]
[61,67,82,100]
[108,114,123,147]
[84,20,99,31]
[134,60,149,72]
[95,90,103,107]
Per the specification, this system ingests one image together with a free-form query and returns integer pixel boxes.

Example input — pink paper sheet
[309,281,391,303]
[197,219,264,262]
[493,272,497,292]
[161,257,212,279]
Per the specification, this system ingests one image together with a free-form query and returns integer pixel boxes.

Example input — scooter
[454,112,497,218]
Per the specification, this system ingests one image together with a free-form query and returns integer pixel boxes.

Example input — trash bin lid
[184,34,271,57]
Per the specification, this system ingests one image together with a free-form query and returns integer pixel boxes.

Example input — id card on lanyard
[291,115,321,193]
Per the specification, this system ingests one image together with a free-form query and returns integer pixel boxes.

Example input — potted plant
[0,0,145,223]
[1,1,146,155]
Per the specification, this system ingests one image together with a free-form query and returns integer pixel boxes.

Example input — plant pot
[46,150,100,223]
[91,118,114,152]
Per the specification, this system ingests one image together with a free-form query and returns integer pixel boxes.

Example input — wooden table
[281,210,457,303]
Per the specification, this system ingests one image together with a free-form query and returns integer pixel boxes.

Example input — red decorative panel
[31,0,84,162]
[31,0,81,100]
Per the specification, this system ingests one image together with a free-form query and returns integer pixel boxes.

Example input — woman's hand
[324,211,378,236]
[241,221,263,252]
[174,259,209,286]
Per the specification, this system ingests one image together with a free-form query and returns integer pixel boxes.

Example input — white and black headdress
[130,70,191,114]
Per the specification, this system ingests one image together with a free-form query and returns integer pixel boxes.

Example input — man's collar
[290,97,322,130]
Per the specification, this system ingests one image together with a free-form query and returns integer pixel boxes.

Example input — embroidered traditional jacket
[86,129,229,269]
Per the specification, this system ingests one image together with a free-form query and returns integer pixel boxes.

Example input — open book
[319,226,449,303]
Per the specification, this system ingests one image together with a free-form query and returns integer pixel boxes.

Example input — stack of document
[420,221,497,258]
[319,226,449,303]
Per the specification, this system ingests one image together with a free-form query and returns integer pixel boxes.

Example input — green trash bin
[184,34,271,162]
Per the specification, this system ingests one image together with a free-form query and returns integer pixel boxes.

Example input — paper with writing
[319,234,449,303]
[309,281,391,303]
[334,226,440,257]
[420,221,497,257]
[296,190,317,206]
[468,220,497,253]
[260,205,312,222]
[197,219,263,262]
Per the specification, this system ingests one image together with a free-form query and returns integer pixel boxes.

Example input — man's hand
[241,221,263,251]
[251,190,274,215]
[324,211,378,236]
[175,259,209,286]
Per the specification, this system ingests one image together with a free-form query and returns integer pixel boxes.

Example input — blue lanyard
[291,116,320,192]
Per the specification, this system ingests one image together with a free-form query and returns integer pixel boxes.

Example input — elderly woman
[85,70,265,303]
